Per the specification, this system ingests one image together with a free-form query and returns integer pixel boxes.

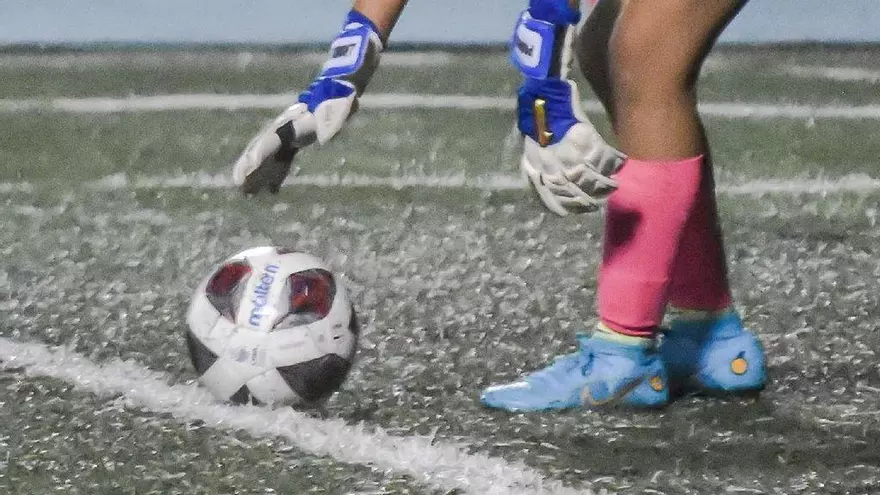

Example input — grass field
[1,45,879,495]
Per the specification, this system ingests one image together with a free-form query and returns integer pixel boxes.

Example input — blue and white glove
[512,0,625,215]
[233,10,384,194]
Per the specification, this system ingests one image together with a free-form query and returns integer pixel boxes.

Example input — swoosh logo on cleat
[580,377,645,407]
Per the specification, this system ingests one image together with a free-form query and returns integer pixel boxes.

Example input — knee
[609,29,695,111]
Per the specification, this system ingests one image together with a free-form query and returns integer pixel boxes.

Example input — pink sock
[598,156,704,337]
[669,165,733,311]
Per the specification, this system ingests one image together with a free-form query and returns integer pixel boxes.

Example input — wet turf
[1,47,879,494]
[2,109,880,185]
[0,373,427,495]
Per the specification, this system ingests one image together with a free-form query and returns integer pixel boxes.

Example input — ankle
[595,322,655,347]
[669,305,735,323]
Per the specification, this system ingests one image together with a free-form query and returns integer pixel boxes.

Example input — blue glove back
[510,0,581,80]
[298,78,356,113]
[298,9,383,111]
[516,78,579,147]
[528,0,581,25]
[511,1,582,146]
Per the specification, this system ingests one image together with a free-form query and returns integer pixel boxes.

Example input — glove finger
[541,155,611,204]
[543,175,597,203]
[312,80,357,145]
[583,141,626,177]
[232,132,282,186]
[555,191,603,213]
[570,144,624,198]
[555,180,606,208]
[562,163,618,189]
[555,125,621,185]
[239,153,297,195]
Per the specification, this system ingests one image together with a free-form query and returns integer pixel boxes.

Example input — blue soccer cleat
[481,333,669,412]
[660,310,766,395]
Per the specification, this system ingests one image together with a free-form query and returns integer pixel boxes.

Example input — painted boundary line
[782,65,880,84]
[89,171,880,196]
[0,51,455,69]
[0,337,583,495]
[2,172,880,197]
[2,92,880,119]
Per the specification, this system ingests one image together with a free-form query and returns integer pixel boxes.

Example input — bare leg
[597,0,747,335]
[353,0,409,40]
[609,0,746,159]
[574,0,623,118]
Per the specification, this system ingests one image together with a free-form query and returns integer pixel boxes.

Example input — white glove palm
[520,81,625,216]
[232,81,357,194]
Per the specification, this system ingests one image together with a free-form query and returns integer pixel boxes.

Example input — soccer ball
[185,246,358,407]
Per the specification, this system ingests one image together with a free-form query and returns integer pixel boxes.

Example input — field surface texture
[1,46,879,495]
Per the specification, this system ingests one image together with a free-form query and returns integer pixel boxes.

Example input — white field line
[0,51,454,69]
[302,51,455,67]
[0,337,582,495]
[2,92,880,119]
[718,174,880,196]
[782,65,880,84]
[69,171,880,196]
[3,172,879,197]
[0,181,34,193]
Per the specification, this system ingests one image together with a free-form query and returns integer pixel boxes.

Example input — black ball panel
[276,355,352,403]
[229,385,261,406]
[185,330,218,375]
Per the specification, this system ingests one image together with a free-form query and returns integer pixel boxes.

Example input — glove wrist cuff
[510,10,576,81]
[345,9,387,47]
[528,0,581,26]
[314,10,384,95]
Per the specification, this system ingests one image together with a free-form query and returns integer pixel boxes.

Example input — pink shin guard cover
[669,174,733,311]
[598,156,704,336]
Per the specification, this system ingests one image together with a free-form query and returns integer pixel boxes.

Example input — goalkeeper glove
[512,0,625,215]
[233,10,383,194]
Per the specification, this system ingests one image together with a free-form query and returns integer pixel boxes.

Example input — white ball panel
[198,356,264,399]
[186,280,221,337]
[246,369,302,406]
[192,316,241,356]
[210,324,327,370]
[260,326,328,368]
[272,251,330,272]
[309,281,356,359]
[230,246,279,260]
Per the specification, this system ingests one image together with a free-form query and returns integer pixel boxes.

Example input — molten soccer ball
[185,247,358,407]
